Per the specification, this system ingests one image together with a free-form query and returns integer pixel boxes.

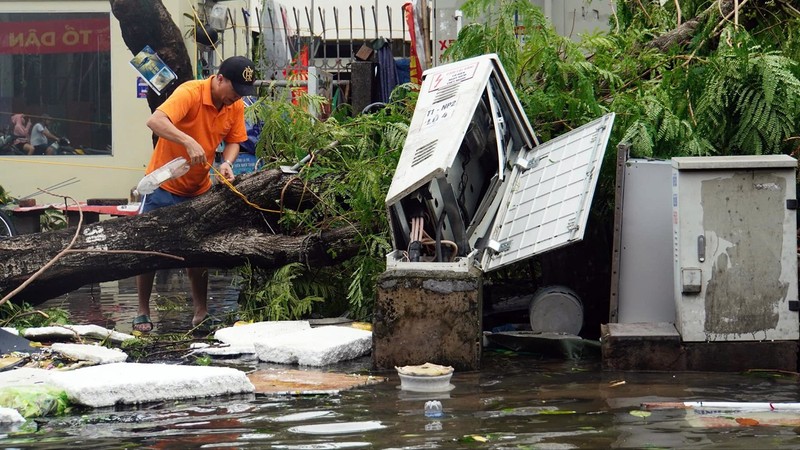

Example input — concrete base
[601,322,798,372]
[372,268,483,371]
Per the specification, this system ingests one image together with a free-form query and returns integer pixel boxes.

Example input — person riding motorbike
[29,114,62,155]
[10,113,33,154]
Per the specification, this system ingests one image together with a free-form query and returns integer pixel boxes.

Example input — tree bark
[647,0,739,52]
[0,170,363,305]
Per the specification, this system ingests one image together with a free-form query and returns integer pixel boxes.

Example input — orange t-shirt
[145,77,247,197]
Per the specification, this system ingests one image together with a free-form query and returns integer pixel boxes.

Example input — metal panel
[672,154,797,170]
[673,155,799,341]
[482,113,615,271]
[617,159,675,323]
[384,55,495,206]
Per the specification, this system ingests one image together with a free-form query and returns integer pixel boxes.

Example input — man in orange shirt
[133,56,256,333]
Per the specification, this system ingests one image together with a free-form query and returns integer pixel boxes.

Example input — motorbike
[0,137,26,155]
[0,125,26,155]
[50,137,73,154]
[52,138,111,155]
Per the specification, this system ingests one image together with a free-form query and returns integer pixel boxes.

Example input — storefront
[0,1,197,202]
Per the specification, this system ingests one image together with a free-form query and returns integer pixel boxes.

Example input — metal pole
[309,0,315,67]
[334,7,341,70]
[349,6,354,62]
[361,6,367,45]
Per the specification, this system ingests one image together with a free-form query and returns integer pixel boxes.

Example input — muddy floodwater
[3,271,799,449]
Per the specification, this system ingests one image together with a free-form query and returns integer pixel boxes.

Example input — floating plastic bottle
[134,157,190,196]
[424,400,443,418]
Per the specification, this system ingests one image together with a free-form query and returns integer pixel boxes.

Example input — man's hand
[217,162,235,182]
[184,140,207,166]
[146,110,208,166]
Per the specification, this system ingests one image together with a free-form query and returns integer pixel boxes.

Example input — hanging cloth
[376,43,399,103]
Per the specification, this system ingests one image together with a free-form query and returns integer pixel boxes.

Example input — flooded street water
[4,272,800,448]
[37,269,243,335]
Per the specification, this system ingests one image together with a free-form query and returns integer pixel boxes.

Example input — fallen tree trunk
[0,169,363,305]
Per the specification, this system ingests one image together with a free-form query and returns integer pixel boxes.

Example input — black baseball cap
[219,56,257,96]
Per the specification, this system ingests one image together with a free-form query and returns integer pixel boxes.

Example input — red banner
[0,18,110,55]
[403,3,422,85]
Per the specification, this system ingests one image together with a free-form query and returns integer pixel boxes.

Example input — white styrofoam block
[23,325,135,343]
[0,407,25,423]
[254,326,372,366]
[49,362,255,407]
[1,327,19,336]
[23,326,77,340]
[0,367,55,387]
[213,321,311,348]
[190,344,258,357]
[67,325,136,343]
[51,343,128,364]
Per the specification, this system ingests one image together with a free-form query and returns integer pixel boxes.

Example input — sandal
[132,314,154,333]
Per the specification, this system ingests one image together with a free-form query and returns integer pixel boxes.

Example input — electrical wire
[405,214,458,262]
[187,0,223,62]
[207,162,281,213]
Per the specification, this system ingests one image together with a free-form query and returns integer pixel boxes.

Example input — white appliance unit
[385,54,615,275]
[672,155,799,342]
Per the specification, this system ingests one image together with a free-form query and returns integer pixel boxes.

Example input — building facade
[0,0,609,202]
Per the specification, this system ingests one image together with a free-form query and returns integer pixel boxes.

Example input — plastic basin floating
[395,362,454,392]
[397,373,454,392]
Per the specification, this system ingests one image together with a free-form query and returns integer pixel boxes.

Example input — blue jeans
[139,187,193,213]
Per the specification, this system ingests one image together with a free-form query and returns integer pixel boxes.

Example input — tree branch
[0,170,366,304]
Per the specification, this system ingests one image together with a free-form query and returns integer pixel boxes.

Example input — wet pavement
[2,272,799,448]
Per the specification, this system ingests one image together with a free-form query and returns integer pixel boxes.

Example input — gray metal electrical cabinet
[672,155,799,342]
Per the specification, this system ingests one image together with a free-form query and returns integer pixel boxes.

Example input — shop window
[0,12,111,156]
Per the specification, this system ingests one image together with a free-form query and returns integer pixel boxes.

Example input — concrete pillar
[372,267,483,371]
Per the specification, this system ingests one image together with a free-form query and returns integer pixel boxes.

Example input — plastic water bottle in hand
[134,157,190,195]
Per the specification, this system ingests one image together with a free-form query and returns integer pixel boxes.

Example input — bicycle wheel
[0,209,16,238]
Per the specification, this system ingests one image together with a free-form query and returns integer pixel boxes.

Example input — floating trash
[287,420,386,435]
[273,410,335,422]
[424,400,443,418]
[396,362,454,393]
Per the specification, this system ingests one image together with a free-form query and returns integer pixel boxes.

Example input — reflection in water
[39,269,241,334]
[6,273,800,448]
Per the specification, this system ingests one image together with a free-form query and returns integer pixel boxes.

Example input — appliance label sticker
[429,62,479,91]
[422,99,458,129]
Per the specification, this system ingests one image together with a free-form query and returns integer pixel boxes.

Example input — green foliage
[443,0,553,83]
[0,386,70,417]
[342,234,392,321]
[193,354,212,366]
[0,301,70,329]
[237,262,326,322]
[695,36,800,155]
[0,185,14,204]
[237,87,414,321]
[445,1,800,205]
[39,209,67,232]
